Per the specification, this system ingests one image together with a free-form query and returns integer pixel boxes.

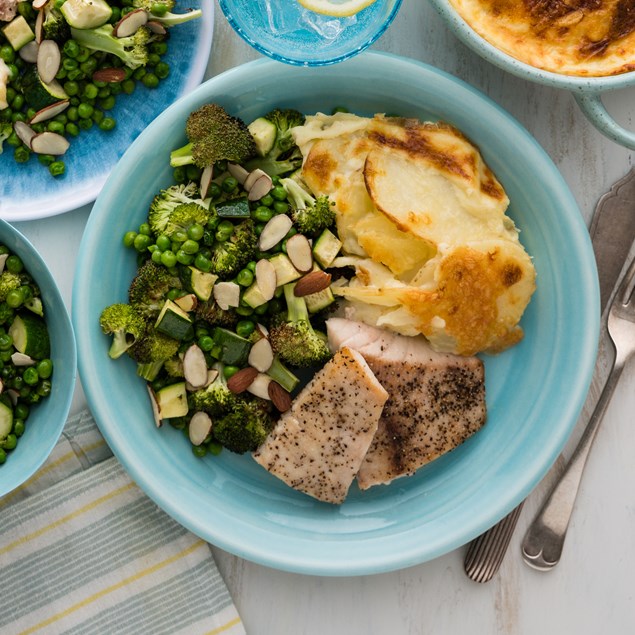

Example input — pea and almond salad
[0,246,54,465]
[0,0,201,176]
[100,104,345,458]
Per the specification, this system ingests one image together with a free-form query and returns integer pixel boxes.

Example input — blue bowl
[73,52,598,575]
[219,0,402,66]
[0,219,76,497]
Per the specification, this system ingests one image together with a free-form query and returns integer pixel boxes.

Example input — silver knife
[463,168,635,582]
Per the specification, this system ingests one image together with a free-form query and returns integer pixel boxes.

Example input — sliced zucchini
[0,402,13,442]
[216,197,250,218]
[9,313,50,359]
[212,327,251,366]
[182,266,217,302]
[2,16,35,51]
[305,286,335,313]
[20,66,69,111]
[241,281,268,309]
[268,253,301,286]
[248,117,277,157]
[155,382,188,419]
[312,228,342,268]
[60,0,112,29]
[155,300,193,340]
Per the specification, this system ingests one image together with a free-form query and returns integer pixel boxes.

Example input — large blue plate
[73,53,599,575]
[0,0,213,221]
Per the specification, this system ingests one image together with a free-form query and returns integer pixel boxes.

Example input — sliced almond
[147,385,162,427]
[183,344,208,389]
[188,411,212,446]
[113,8,148,37]
[268,380,292,412]
[0,254,8,274]
[255,322,269,338]
[259,214,293,251]
[227,162,249,185]
[293,270,332,297]
[11,352,35,366]
[6,389,19,407]
[213,281,240,311]
[13,121,37,147]
[30,100,69,124]
[30,131,70,155]
[255,258,276,302]
[205,368,219,387]
[19,40,39,63]
[247,174,273,202]
[37,40,61,84]
[174,292,198,312]
[246,373,272,400]
[35,9,44,43]
[92,67,127,83]
[146,19,167,35]
[199,165,214,199]
[32,0,48,9]
[248,336,274,373]
[227,366,258,394]
[244,168,269,191]
[285,233,313,273]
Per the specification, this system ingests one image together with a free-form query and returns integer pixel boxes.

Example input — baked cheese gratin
[448,0,635,77]
[293,112,536,356]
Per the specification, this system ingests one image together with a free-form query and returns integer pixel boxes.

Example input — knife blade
[464,168,635,582]
[589,168,635,311]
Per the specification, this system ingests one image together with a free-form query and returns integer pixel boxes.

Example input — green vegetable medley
[100,104,347,458]
[0,0,201,177]
[0,246,54,465]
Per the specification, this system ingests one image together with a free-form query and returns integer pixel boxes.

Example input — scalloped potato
[294,113,536,356]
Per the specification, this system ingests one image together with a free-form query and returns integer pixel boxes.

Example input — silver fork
[521,254,635,570]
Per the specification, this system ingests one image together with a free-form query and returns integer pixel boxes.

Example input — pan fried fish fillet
[326,318,486,490]
[252,347,388,504]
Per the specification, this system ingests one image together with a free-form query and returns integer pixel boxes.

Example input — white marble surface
[13,1,635,633]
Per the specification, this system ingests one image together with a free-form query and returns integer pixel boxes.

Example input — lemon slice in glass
[297,0,379,17]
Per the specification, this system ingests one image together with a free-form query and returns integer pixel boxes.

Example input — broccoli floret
[147,182,202,235]
[128,327,180,380]
[212,398,275,454]
[0,271,21,302]
[164,355,184,378]
[279,177,335,236]
[165,202,209,237]
[42,6,70,43]
[268,283,331,367]
[188,363,237,416]
[128,260,183,318]
[170,103,256,169]
[99,303,146,359]
[209,219,258,279]
[245,108,305,177]
[132,0,202,26]
[70,25,150,70]
[195,301,239,329]
[0,302,14,326]
[0,122,12,155]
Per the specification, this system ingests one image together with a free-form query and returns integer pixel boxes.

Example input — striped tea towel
[0,411,245,635]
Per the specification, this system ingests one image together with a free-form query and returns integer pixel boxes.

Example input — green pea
[207,441,223,456]
[235,320,255,338]
[176,250,194,265]
[181,239,199,255]
[192,445,207,458]
[187,223,204,241]
[208,182,222,200]
[0,45,15,64]
[173,166,186,183]
[37,380,52,397]
[151,41,168,55]
[99,117,115,131]
[151,2,169,15]
[222,176,238,193]
[47,121,66,134]
[273,201,288,214]
[223,365,240,379]
[185,165,201,182]
[270,185,287,201]
[236,268,254,287]
[77,103,94,119]
[133,233,151,252]
[38,154,55,167]
[23,367,39,386]
[65,122,80,137]
[49,161,65,177]
[198,335,214,351]
[160,250,177,268]
[3,434,17,450]
[142,73,159,89]
[5,289,23,309]
[63,39,80,58]
[13,419,25,437]
[235,305,254,316]
[15,403,29,420]
[0,448,6,464]
[151,249,162,264]
[154,62,169,79]
[156,234,171,251]
[122,79,135,94]
[0,333,12,350]
[36,359,53,380]
[14,146,30,163]
[254,302,269,315]
[252,206,273,223]
[193,253,211,272]
[100,96,116,110]
[123,231,137,247]
[138,222,151,236]
[11,94,24,111]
